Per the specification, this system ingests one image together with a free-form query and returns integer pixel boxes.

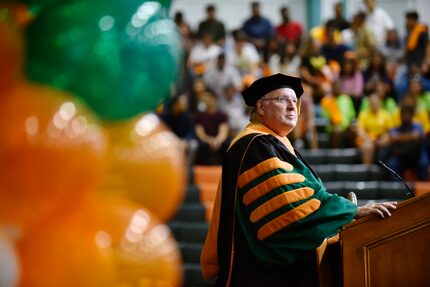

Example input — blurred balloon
[0,83,107,229]
[0,232,20,287]
[0,3,24,93]
[25,0,183,120]
[18,194,182,287]
[103,113,187,222]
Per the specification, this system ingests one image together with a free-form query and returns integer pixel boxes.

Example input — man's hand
[355,202,397,219]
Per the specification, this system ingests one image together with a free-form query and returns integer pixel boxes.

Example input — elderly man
[201,73,397,286]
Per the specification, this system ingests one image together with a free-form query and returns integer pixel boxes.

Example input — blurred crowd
[158,0,430,181]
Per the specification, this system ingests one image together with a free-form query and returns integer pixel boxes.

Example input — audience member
[379,29,403,79]
[189,34,222,76]
[386,98,429,180]
[320,81,357,148]
[217,84,249,136]
[404,11,429,68]
[339,56,364,113]
[360,79,397,115]
[408,78,430,116]
[356,94,392,164]
[160,94,198,164]
[300,38,333,102]
[346,12,376,70]
[363,50,390,94]
[203,53,242,99]
[242,1,275,51]
[395,63,430,100]
[392,94,430,135]
[271,41,302,76]
[321,24,349,66]
[328,2,350,31]
[174,11,193,52]
[198,4,226,46]
[275,6,303,46]
[194,91,230,165]
[361,0,395,48]
[226,29,261,77]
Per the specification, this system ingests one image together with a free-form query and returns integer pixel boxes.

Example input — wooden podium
[340,192,430,287]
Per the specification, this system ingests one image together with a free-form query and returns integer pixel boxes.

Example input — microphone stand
[377,160,415,198]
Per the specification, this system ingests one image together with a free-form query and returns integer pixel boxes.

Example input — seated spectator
[321,24,349,67]
[339,56,364,113]
[309,20,343,48]
[189,33,222,76]
[160,94,198,164]
[404,11,429,69]
[386,99,429,181]
[278,41,302,76]
[341,11,375,70]
[395,63,430,100]
[327,2,350,31]
[275,6,303,46]
[264,40,302,77]
[226,29,261,78]
[360,79,397,115]
[321,81,357,148]
[300,38,333,102]
[197,4,226,46]
[408,78,430,117]
[174,11,193,53]
[392,94,430,135]
[218,84,249,136]
[379,29,403,80]
[189,78,209,113]
[194,91,230,165]
[203,53,243,99]
[363,50,390,95]
[242,1,275,52]
[356,94,393,165]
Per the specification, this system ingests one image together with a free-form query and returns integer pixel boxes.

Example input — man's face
[257,88,299,137]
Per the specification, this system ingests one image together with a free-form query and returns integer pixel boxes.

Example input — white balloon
[0,234,20,287]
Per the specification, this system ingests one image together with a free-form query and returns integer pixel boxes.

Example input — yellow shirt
[357,109,393,139]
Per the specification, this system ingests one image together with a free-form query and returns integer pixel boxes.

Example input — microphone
[377,160,415,198]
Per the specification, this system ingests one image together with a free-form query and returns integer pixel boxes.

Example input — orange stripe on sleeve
[242,173,305,206]
[238,158,293,189]
[250,187,315,223]
[257,198,321,241]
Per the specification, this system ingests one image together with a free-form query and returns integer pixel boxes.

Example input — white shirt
[189,42,222,68]
[203,65,243,98]
[363,7,395,47]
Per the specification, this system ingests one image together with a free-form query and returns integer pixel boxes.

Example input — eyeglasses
[261,96,299,105]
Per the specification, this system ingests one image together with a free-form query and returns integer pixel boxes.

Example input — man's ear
[256,100,264,115]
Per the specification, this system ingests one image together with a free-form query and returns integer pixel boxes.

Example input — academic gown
[201,123,357,286]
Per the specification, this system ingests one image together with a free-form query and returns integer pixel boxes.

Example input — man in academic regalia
[201,73,397,286]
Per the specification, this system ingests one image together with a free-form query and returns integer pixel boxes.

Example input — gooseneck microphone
[377,160,415,198]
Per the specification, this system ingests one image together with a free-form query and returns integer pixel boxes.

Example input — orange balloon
[103,113,187,222]
[0,3,24,93]
[0,83,107,229]
[18,194,183,287]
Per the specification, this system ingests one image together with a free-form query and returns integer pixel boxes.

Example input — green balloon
[25,0,182,120]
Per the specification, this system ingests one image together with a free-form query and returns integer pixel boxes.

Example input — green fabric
[360,97,397,115]
[235,135,357,268]
[322,94,356,132]
[417,92,430,112]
